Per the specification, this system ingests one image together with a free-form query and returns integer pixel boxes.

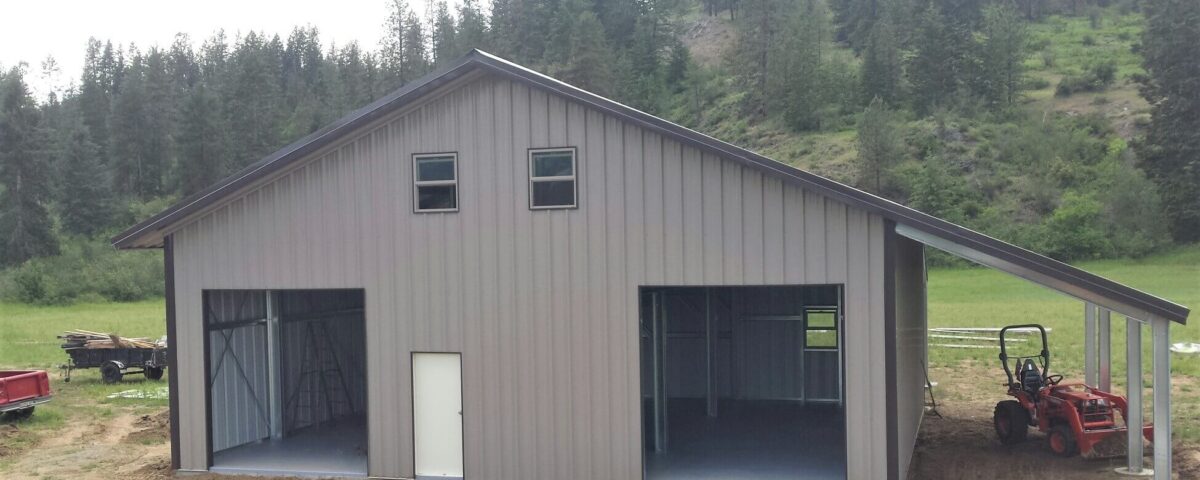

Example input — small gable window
[413,153,458,212]
[529,148,577,209]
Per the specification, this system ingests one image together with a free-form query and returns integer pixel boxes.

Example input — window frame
[412,152,460,213]
[803,306,840,350]
[528,147,578,210]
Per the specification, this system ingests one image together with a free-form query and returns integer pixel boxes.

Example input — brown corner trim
[884,220,899,480]
[164,235,181,471]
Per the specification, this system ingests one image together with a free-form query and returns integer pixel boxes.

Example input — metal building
[114,50,1190,480]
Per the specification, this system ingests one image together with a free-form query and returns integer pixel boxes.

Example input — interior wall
[644,286,840,402]
[279,290,367,434]
[893,236,928,478]
[205,290,271,453]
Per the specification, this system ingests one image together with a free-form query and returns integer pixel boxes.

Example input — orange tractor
[992,324,1152,457]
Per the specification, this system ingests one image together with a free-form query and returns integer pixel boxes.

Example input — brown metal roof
[112,50,1190,324]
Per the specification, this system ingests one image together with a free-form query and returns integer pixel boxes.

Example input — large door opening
[204,289,368,477]
[640,286,846,479]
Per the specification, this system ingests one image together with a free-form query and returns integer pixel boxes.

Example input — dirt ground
[911,365,1200,480]
[3,367,1198,479]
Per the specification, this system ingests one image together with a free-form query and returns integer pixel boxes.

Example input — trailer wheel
[1047,423,1078,457]
[993,400,1028,444]
[101,361,124,384]
[145,367,164,381]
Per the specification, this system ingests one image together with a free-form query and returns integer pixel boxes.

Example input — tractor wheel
[144,367,164,381]
[100,362,123,384]
[993,400,1029,444]
[1047,424,1079,457]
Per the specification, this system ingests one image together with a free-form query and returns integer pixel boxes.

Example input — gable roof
[112,50,1189,324]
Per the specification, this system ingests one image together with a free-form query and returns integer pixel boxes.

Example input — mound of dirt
[124,410,169,445]
[127,457,172,480]
[1177,442,1200,479]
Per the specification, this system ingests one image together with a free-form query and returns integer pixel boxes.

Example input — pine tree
[79,39,113,165]
[854,97,903,197]
[552,1,617,95]
[58,119,115,236]
[109,49,155,198]
[907,2,969,114]
[859,14,902,105]
[431,1,460,65]
[1136,0,1200,241]
[457,0,490,52]
[977,4,1027,108]
[176,84,226,195]
[402,10,431,79]
[0,68,58,265]
[225,32,283,172]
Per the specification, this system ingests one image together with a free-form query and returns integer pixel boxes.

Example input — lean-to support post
[1152,318,1171,480]
[1099,308,1112,392]
[1085,303,1097,387]
[265,291,283,439]
[1124,317,1146,474]
[705,288,717,418]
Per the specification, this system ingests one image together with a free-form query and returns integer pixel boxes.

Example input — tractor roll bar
[998,324,1050,387]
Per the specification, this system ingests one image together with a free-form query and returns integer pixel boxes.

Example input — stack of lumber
[58,330,160,349]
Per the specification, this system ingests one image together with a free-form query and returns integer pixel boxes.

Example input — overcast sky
[0,0,423,100]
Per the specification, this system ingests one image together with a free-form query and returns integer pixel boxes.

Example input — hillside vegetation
[1,0,1197,304]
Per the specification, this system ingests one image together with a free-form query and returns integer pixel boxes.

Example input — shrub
[1025,77,1051,90]
[0,237,163,305]
[1037,192,1111,261]
[1054,61,1118,97]
[1082,35,1097,46]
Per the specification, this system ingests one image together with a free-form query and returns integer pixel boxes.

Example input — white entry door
[413,352,464,478]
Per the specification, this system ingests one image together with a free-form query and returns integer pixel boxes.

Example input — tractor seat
[1020,359,1043,396]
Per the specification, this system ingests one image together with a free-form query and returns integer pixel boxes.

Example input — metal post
[1084,303,1097,387]
[1152,318,1171,480]
[652,292,667,453]
[265,290,283,439]
[1099,308,1112,392]
[705,288,717,418]
[1121,317,1146,475]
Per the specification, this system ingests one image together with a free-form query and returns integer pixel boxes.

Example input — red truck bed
[0,370,53,416]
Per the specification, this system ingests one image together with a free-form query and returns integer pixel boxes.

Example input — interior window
[805,308,838,349]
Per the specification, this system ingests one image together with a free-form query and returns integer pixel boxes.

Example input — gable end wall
[170,74,892,479]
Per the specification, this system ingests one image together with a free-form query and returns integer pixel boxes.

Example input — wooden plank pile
[58,330,160,349]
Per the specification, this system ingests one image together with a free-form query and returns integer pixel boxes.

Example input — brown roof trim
[111,50,1190,324]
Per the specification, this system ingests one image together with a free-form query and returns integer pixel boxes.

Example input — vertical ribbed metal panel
[168,74,891,478]
[894,235,928,477]
[204,291,270,453]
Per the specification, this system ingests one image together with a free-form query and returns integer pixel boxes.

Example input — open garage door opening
[204,289,368,477]
[640,285,847,480]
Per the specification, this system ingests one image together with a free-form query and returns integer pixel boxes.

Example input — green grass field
[928,245,1200,439]
[0,300,169,469]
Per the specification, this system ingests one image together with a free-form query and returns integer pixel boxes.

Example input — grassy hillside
[675,6,1151,177]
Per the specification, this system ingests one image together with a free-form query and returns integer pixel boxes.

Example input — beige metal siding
[894,235,928,478]
[169,74,890,479]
